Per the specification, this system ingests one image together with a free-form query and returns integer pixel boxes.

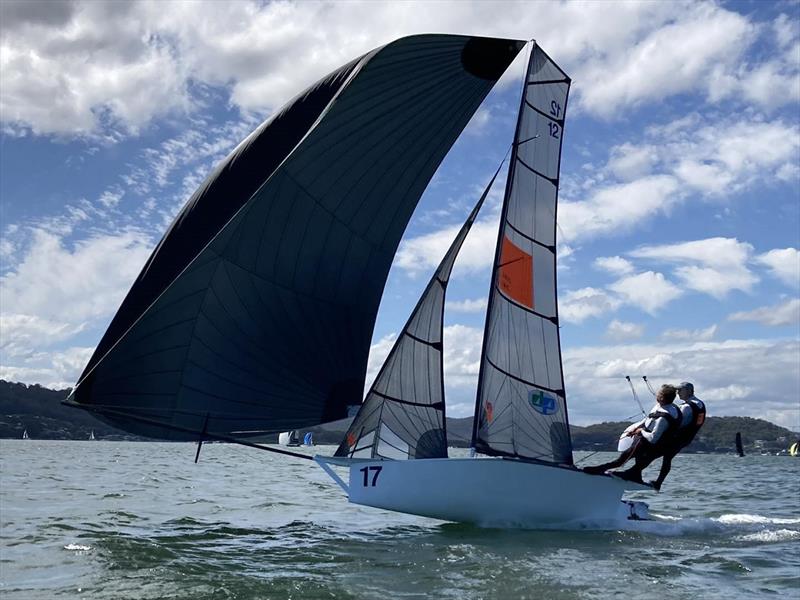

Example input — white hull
[316,456,650,528]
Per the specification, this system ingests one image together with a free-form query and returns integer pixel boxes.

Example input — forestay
[472,43,573,465]
[65,35,525,441]
[335,165,503,460]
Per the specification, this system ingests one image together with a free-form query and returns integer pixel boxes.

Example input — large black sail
[335,165,502,460]
[472,44,573,464]
[65,35,525,441]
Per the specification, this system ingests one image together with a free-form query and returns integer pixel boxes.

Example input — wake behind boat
[63,34,654,529]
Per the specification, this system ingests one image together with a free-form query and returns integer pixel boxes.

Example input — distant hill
[0,380,145,440]
[1,380,797,453]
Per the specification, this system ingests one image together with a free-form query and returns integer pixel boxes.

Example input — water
[1,441,798,599]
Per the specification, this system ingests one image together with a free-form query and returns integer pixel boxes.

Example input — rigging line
[626,375,647,416]
[643,376,657,396]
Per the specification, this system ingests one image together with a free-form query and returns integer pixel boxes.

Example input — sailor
[649,381,706,490]
[583,384,680,480]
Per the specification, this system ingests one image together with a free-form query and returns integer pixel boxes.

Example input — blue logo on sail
[528,390,558,415]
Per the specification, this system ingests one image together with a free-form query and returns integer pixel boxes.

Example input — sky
[1,0,798,430]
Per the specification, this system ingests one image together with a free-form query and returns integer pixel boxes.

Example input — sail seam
[372,389,445,409]
[504,219,556,252]
[524,99,564,125]
[485,356,565,395]
[494,289,558,324]
[517,156,558,186]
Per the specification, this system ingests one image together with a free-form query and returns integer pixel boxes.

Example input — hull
[316,457,650,528]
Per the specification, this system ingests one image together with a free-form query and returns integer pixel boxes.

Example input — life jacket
[645,404,680,445]
[682,398,706,442]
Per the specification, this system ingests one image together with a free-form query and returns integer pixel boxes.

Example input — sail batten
[472,43,573,465]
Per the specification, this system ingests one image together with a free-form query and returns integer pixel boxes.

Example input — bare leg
[583,437,641,474]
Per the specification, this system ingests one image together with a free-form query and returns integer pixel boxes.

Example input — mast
[471,42,574,465]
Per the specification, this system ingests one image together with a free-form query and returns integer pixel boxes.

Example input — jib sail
[336,164,503,460]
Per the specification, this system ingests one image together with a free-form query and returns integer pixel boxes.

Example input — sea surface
[1,441,798,600]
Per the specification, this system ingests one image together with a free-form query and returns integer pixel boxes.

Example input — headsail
[65,35,525,442]
[472,43,573,465]
[336,165,503,460]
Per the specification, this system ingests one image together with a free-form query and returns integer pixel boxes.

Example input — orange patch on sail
[498,236,533,308]
[346,432,357,448]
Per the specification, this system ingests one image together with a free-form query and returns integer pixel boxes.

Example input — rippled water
[1,441,798,599]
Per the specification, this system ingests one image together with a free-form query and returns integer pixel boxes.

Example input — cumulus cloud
[2,1,796,138]
[395,218,499,278]
[560,287,622,323]
[754,248,800,288]
[729,299,800,327]
[662,324,718,342]
[630,238,757,298]
[446,298,488,313]
[608,271,683,314]
[594,256,635,276]
[559,116,800,245]
[606,319,645,341]
[0,346,94,390]
[1,229,152,323]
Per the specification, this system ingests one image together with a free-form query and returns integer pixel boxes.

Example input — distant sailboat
[278,431,301,447]
[22,429,29,440]
[735,432,744,457]
[790,442,799,457]
[64,35,650,527]
[303,432,314,446]
[89,430,96,441]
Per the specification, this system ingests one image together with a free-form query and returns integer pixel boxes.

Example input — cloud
[559,116,800,245]
[729,299,800,327]
[754,248,800,288]
[0,228,152,327]
[662,324,718,342]
[395,218,499,278]
[0,346,93,390]
[560,287,622,324]
[608,271,683,314]
[606,320,645,341]
[630,238,757,298]
[594,256,635,276]
[445,298,488,313]
[2,1,796,138]
[559,175,680,242]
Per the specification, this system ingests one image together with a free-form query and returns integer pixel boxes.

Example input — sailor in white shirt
[650,382,706,490]
[583,385,680,479]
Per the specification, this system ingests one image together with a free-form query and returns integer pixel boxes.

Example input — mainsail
[335,165,503,460]
[472,43,573,465]
[64,35,525,441]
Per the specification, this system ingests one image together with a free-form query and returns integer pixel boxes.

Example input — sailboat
[303,432,314,446]
[735,432,744,457]
[22,429,29,440]
[278,431,301,447]
[89,430,96,441]
[63,34,649,528]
